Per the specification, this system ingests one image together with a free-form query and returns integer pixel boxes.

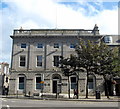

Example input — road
[0,98,119,109]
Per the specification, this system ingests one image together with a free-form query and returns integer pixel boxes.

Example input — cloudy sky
[0,0,119,65]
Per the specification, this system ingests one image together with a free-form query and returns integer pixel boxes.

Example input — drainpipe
[10,38,14,71]
[44,43,47,70]
[27,42,30,71]
[61,42,63,57]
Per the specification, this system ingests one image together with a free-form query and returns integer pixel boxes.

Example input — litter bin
[96,90,101,99]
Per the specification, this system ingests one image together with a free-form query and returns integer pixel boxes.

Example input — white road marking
[11,101,15,102]
[3,100,7,102]
[6,105,10,109]
[1,98,7,102]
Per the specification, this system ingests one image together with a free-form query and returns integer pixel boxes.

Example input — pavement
[1,94,120,102]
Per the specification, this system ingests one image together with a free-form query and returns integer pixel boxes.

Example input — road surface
[1,98,119,109]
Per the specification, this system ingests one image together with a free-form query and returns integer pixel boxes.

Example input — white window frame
[88,76,95,92]
[70,43,75,48]
[18,76,25,90]
[36,55,42,67]
[54,43,59,48]
[35,74,44,90]
[37,43,43,48]
[70,76,77,89]
[53,55,60,67]
[35,76,42,90]
[21,43,26,48]
[19,55,26,67]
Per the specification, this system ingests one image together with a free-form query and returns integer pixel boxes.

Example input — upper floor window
[21,43,26,48]
[54,43,59,48]
[37,56,42,67]
[53,56,60,67]
[104,36,113,43]
[20,56,26,67]
[37,43,43,48]
[70,44,75,48]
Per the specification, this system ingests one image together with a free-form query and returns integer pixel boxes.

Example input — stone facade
[9,25,120,96]
[0,62,9,95]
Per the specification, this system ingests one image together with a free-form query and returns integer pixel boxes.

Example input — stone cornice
[10,29,101,38]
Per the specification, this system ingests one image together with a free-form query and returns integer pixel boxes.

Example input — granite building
[9,25,120,97]
[0,62,9,95]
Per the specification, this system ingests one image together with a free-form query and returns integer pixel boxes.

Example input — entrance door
[52,75,61,93]
[53,80,57,93]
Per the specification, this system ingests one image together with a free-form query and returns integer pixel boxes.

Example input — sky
[0,0,119,65]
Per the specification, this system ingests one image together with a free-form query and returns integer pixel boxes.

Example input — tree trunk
[86,69,89,98]
[103,75,109,99]
[68,76,70,99]
[77,75,79,99]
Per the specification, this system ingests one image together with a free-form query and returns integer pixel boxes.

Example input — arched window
[36,76,42,89]
[18,74,26,90]
[88,75,95,91]
[35,74,44,90]
[70,76,77,89]
[88,78,93,89]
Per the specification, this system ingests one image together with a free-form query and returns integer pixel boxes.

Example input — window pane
[19,77,24,89]
[19,77,24,83]
[88,82,93,89]
[20,56,26,66]
[21,43,26,48]
[37,56,42,66]
[37,44,43,48]
[36,77,41,83]
[36,77,41,89]
[54,56,59,67]
[36,83,41,89]
[88,78,93,89]
[70,44,75,48]
[54,43,59,48]
[71,77,77,89]
[71,83,77,89]
[19,83,24,89]
[71,77,76,83]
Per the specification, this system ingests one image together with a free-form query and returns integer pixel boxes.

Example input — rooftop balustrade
[13,29,98,36]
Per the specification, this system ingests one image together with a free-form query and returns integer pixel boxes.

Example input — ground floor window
[88,76,94,90]
[36,77,42,89]
[71,77,77,89]
[19,77,25,90]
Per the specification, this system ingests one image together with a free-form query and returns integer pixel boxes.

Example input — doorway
[53,80,58,93]
[52,74,61,93]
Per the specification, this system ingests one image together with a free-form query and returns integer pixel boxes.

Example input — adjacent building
[0,62,9,95]
[9,25,120,97]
